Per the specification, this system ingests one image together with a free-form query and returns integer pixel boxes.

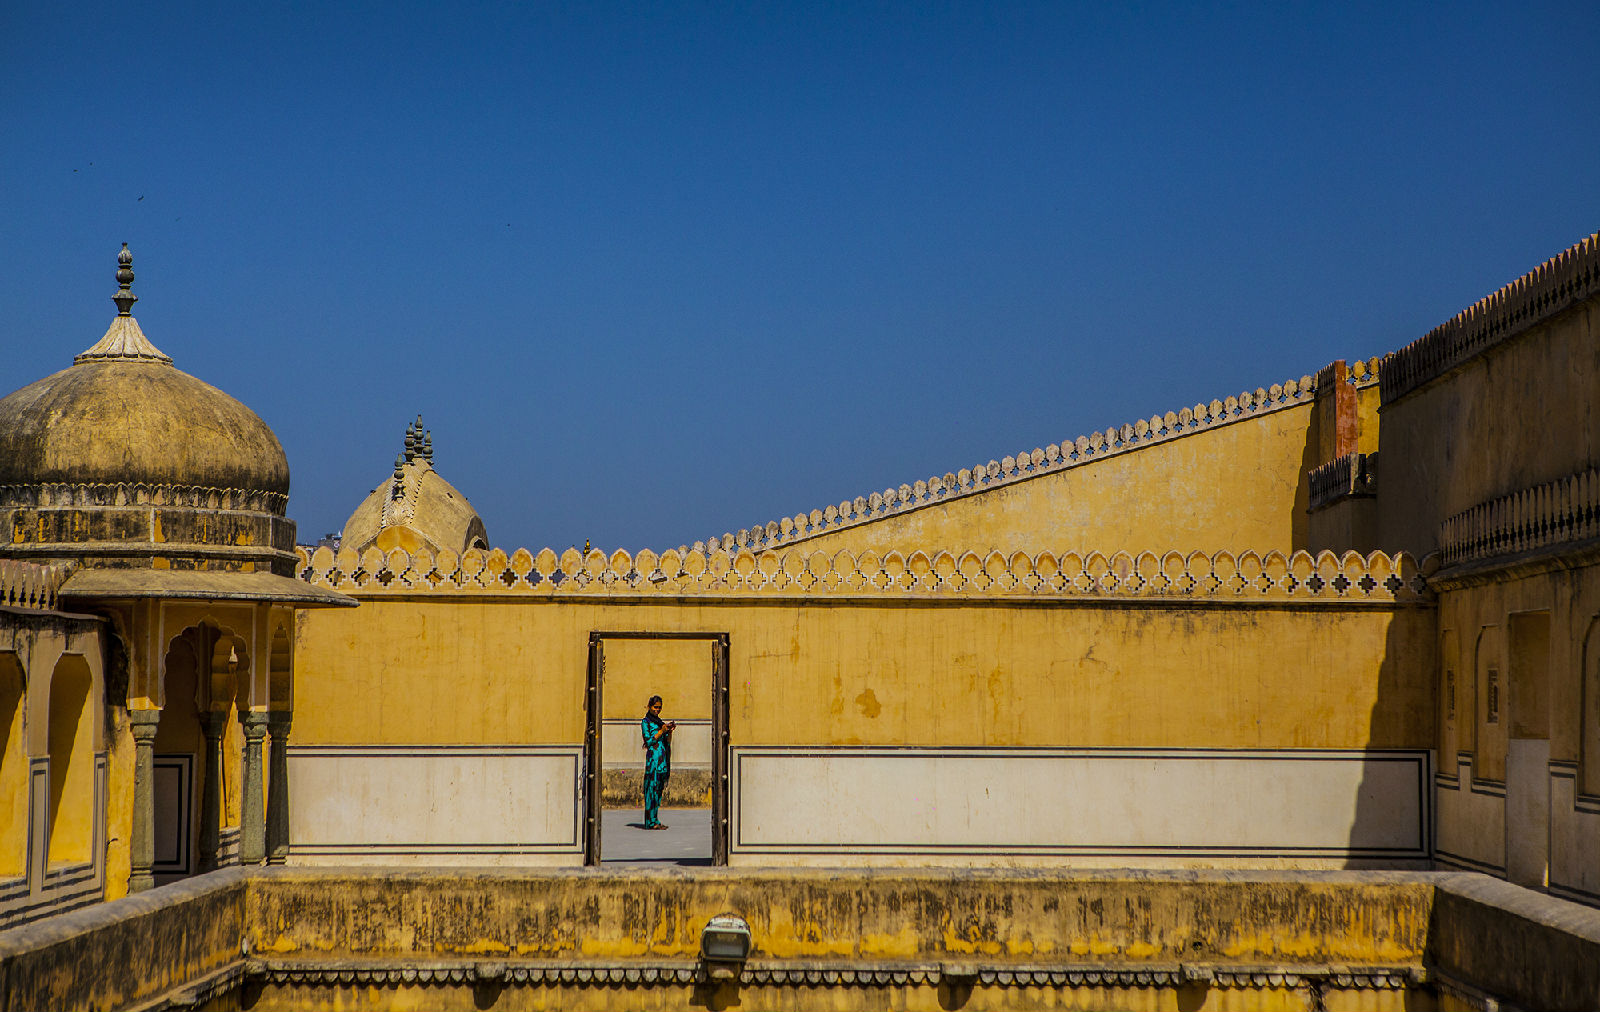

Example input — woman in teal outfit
[640,695,675,829]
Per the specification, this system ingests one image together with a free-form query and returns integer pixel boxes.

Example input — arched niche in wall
[1440,627,1460,775]
[1473,625,1504,783]
[1582,615,1600,799]
[46,654,94,867]
[0,652,25,877]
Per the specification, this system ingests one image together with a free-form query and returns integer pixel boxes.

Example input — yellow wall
[1435,560,1600,790]
[1377,300,1600,555]
[600,638,712,722]
[781,403,1319,556]
[294,594,1434,752]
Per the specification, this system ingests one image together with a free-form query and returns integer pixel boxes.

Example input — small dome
[0,246,288,496]
[341,418,488,555]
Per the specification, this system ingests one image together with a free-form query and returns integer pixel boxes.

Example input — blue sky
[5,3,1598,551]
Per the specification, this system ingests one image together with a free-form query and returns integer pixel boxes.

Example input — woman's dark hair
[647,695,663,709]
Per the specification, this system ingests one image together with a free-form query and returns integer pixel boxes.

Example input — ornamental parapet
[683,361,1380,556]
[297,544,1429,603]
[0,559,75,612]
[1381,230,1600,405]
[1308,452,1378,511]
[1439,465,1600,568]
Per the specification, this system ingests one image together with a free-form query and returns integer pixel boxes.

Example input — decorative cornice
[693,361,1379,555]
[0,482,288,514]
[245,958,1422,992]
[1308,452,1378,512]
[0,560,75,612]
[1381,230,1600,405]
[1438,465,1600,570]
[297,543,1430,604]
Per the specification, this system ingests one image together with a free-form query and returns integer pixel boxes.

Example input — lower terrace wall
[4,866,1600,1011]
[290,545,1435,868]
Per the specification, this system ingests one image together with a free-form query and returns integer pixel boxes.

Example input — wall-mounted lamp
[700,914,751,981]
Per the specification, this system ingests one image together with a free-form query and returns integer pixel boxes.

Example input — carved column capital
[202,710,228,738]
[242,710,270,738]
[128,709,161,740]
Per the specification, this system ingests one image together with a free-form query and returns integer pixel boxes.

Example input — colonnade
[127,707,293,891]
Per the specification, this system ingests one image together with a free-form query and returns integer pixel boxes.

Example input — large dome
[0,245,288,496]
[0,245,300,577]
[0,356,289,495]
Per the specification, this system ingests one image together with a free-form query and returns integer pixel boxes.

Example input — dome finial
[113,242,138,316]
[75,243,171,364]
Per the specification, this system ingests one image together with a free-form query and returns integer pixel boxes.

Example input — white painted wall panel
[287,745,582,862]
[732,747,1428,859]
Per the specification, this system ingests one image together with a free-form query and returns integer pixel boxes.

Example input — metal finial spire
[423,430,433,463]
[404,426,417,461]
[392,453,406,493]
[112,243,138,316]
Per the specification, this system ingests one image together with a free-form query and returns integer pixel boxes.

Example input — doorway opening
[584,631,729,866]
[1506,611,1551,890]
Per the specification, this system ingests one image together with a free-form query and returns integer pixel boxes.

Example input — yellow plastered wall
[1436,562,1600,790]
[782,403,1317,556]
[600,639,712,722]
[1356,382,1382,456]
[1377,300,1600,555]
[294,596,1433,752]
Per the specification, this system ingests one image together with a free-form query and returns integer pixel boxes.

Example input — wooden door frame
[584,631,731,866]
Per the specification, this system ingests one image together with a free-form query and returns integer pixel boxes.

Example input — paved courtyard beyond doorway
[600,808,712,865]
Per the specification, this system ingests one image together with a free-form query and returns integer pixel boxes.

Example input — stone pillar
[240,711,268,865]
[265,711,292,865]
[128,710,162,893]
[198,712,226,871]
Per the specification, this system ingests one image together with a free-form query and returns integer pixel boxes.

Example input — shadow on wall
[1345,610,1435,869]
[1292,403,1318,555]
